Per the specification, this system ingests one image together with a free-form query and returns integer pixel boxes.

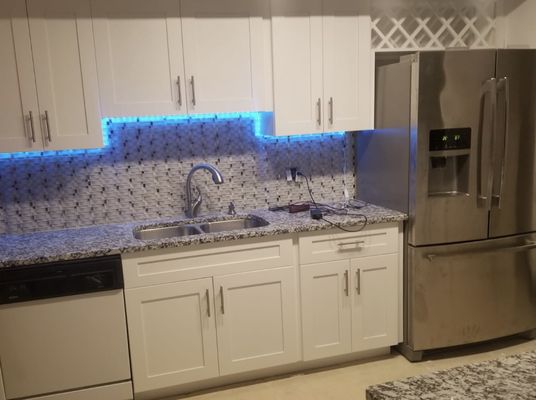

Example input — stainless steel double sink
[133,216,269,241]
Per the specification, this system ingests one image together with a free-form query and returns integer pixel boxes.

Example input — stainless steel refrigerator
[357,49,536,361]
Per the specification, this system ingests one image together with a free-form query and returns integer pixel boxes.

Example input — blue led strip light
[0,112,345,159]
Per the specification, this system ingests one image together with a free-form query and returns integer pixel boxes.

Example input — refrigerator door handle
[492,76,510,210]
[477,78,496,210]
[426,240,536,261]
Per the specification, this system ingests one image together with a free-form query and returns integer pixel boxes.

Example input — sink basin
[199,216,269,233]
[133,216,269,240]
[133,224,202,241]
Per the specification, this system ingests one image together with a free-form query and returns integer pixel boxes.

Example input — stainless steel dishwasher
[0,255,133,400]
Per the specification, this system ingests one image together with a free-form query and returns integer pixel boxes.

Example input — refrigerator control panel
[429,128,471,151]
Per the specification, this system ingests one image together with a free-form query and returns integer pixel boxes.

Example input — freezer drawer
[407,234,536,351]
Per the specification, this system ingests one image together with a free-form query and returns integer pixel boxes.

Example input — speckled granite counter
[0,203,405,268]
[367,351,536,400]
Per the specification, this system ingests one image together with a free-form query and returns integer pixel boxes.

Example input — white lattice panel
[372,0,497,51]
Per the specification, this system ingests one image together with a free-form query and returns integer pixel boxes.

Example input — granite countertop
[367,351,536,400]
[0,202,406,268]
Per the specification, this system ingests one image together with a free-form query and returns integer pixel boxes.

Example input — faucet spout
[185,163,224,218]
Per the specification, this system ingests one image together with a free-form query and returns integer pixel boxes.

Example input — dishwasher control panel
[0,255,123,304]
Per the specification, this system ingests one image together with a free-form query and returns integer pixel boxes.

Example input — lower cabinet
[123,225,401,397]
[301,260,352,360]
[215,267,299,375]
[125,278,219,394]
[351,254,399,351]
[301,254,398,361]
[125,267,299,396]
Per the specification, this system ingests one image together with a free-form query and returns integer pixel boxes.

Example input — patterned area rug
[367,351,536,400]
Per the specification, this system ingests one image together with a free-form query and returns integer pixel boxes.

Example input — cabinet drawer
[299,224,398,264]
[122,236,294,288]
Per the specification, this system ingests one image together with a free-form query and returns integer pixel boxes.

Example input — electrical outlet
[286,167,299,182]
[286,169,293,182]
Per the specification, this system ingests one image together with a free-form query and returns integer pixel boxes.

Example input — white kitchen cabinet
[214,267,299,375]
[351,254,399,352]
[181,0,266,114]
[300,260,352,361]
[0,0,102,154]
[0,0,42,153]
[322,0,372,133]
[93,0,266,117]
[122,237,298,397]
[271,0,323,135]
[270,0,372,135]
[92,0,187,117]
[300,226,400,361]
[125,279,219,395]
[28,0,102,151]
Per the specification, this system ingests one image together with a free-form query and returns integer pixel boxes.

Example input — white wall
[500,0,536,48]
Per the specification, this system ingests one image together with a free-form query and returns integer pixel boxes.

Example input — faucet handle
[192,186,202,201]
[192,186,203,216]
[228,201,237,216]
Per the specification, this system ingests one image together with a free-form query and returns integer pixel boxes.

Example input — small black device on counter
[310,208,323,220]
[0,255,123,305]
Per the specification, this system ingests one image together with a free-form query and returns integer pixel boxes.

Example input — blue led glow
[0,112,346,159]
[254,131,346,142]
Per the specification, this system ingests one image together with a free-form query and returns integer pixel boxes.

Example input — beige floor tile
[173,338,536,400]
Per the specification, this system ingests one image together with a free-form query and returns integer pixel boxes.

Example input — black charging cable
[297,172,367,233]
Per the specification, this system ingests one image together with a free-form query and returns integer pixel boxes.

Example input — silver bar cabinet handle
[329,97,334,125]
[177,76,182,107]
[44,110,52,142]
[338,240,365,250]
[220,286,225,314]
[493,76,510,209]
[356,269,361,295]
[317,98,321,126]
[206,288,211,317]
[344,270,349,296]
[28,111,36,143]
[191,76,196,106]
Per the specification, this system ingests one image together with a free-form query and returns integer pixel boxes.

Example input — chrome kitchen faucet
[185,163,224,218]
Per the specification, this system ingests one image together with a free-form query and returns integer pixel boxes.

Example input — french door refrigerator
[357,49,536,361]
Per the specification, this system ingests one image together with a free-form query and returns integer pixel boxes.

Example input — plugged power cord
[296,172,368,233]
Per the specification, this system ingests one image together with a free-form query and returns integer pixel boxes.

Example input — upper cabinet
[92,0,187,117]
[93,0,267,118]
[0,0,42,153]
[181,0,267,114]
[270,0,373,135]
[0,0,102,154]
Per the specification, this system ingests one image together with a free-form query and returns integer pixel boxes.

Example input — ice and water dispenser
[428,128,471,196]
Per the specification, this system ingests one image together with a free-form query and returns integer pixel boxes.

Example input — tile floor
[175,338,536,400]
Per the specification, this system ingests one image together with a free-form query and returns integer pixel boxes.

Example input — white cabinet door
[214,267,299,375]
[27,0,102,151]
[0,0,43,153]
[125,279,219,396]
[301,260,352,361]
[271,0,323,135]
[92,0,186,117]
[181,0,265,114]
[351,254,399,351]
[323,0,372,132]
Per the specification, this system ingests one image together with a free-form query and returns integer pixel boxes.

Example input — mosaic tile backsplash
[0,116,355,235]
